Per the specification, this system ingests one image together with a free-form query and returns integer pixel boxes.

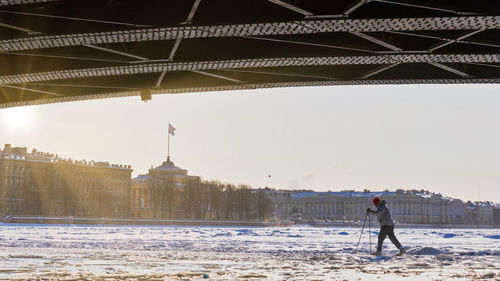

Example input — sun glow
[0,106,33,128]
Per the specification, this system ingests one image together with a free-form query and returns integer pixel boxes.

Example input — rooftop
[0,144,132,170]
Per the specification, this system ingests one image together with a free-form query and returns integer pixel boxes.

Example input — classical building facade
[131,157,201,219]
[269,189,470,225]
[0,144,132,218]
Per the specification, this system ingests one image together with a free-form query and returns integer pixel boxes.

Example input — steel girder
[1,16,499,52]
[1,54,499,85]
[0,0,499,108]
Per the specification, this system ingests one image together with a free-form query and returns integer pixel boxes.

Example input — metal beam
[429,62,472,78]
[2,16,498,52]
[343,0,371,16]
[360,63,401,79]
[350,31,402,51]
[0,21,39,34]
[1,54,498,85]
[168,38,182,60]
[386,30,500,50]
[185,0,202,24]
[242,35,376,53]
[465,62,500,69]
[82,44,149,61]
[157,0,203,88]
[0,9,150,27]
[1,84,63,96]
[2,51,132,64]
[26,82,138,90]
[190,70,244,83]
[155,71,168,88]
[3,78,500,109]
[0,0,60,6]
[267,0,314,16]
[429,29,485,52]
[222,69,336,80]
[0,15,150,64]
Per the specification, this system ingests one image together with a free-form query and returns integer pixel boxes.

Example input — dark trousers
[377,225,402,252]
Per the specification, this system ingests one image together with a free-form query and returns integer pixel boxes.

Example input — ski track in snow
[0,224,499,280]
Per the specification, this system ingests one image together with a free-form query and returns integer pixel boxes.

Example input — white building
[268,189,467,225]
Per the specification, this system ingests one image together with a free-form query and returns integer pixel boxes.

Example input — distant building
[267,188,471,225]
[0,144,132,218]
[475,202,494,225]
[131,157,201,219]
[493,206,500,225]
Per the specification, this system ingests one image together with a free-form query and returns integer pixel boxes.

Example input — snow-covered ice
[0,223,499,280]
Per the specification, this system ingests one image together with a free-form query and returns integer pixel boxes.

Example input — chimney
[4,144,11,153]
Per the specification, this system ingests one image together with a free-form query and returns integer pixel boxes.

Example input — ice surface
[0,223,499,280]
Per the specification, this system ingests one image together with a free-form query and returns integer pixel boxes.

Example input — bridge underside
[0,0,499,108]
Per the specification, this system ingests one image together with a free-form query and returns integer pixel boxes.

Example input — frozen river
[0,223,499,280]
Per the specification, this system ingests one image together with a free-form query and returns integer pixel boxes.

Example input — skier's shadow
[358,254,393,263]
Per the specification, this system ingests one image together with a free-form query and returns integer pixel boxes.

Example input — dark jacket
[368,200,394,226]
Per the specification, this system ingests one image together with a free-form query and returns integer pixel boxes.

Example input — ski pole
[368,213,372,253]
[354,212,368,253]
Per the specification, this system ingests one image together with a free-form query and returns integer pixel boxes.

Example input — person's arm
[368,205,383,217]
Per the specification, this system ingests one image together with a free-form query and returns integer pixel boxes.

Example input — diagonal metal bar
[158,0,203,88]
[190,70,244,83]
[385,30,500,50]
[372,0,477,15]
[0,54,497,85]
[0,21,39,34]
[155,70,168,88]
[0,15,149,64]
[2,51,132,64]
[343,0,371,16]
[464,62,500,69]
[360,62,401,79]
[0,18,148,64]
[82,44,149,61]
[0,9,150,27]
[0,0,60,6]
[385,30,462,43]
[221,68,336,80]
[0,0,60,5]
[1,16,499,52]
[26,82,139,90]
[463,41,500,49]
[350,31,402,51]
[2,84,63,96]
[429,62,472,78]
[168,38,183,60]
[242,35,376,53]
[185,0,202,24]
[267,0,314,16]
[429,29,486,52]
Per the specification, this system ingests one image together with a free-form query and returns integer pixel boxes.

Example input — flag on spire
[169,123,176,136]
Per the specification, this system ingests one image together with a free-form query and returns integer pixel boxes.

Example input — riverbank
[1,216,291,227]
[2,216,498,228]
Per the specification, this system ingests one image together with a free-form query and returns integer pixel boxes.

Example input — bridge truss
[0,0,499,107]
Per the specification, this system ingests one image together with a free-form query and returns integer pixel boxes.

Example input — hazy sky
[1,84,499,202]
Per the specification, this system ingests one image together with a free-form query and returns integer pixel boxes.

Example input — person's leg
[377,226,389,252]
[387,225,402,249]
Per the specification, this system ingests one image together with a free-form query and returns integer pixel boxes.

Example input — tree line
[147,178,274,221]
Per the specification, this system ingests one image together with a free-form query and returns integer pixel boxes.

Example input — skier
[367,197,405,256]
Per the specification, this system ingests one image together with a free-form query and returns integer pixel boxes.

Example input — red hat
[372,197,381,206]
